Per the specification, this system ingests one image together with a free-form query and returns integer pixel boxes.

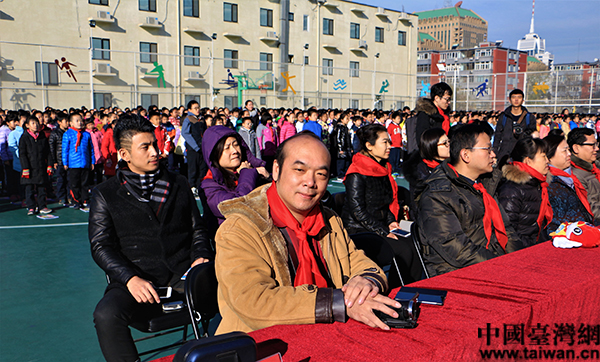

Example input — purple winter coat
[201,126,266,225]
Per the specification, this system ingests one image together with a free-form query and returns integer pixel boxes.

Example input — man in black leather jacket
[89,115,213,362]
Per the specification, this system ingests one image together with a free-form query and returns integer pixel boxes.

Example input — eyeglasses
[442,97,452,102]
[466,147,494,154]
[579,142,599,147]
[437,140,450,147]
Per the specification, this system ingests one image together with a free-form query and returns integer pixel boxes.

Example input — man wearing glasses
[415,82,453,144]
[415,124,520,277]
[568,128,600,224]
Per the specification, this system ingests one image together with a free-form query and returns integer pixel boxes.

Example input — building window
[323,18,333,35]
[89,0,108,5]
[260,8,273,27]
[288,12,294,21]
[139,0,156,12]
[224,3,238,23]
[349,61,359,77]
[260,96,267,106]
[303,14,309,31]
[350,99,359,109]
[183,0,199,17]
[260,53,273,71]
[141,94,158,109]
[224,49,238,69]
[322,98,333,108]
[94,93,112,109]
[35,62,59,85]
[92,38,110,60]
[140,42,157,63]
[322,58,333,76]
[304,56,309,65]
[350,23,360,39]
[375,27,384,43]
[184,46,200,66]
[224,96,238,109]
[398,31,406,46]
[185,95,200,105]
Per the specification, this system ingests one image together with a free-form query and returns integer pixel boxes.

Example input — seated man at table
[416,124,520,277]
[214,131,402,334]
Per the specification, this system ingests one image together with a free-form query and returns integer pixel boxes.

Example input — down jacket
[19,130,53,185]
[62,128,94,168]
[415,98,447,145]
[547,172,595,232]
[48,127,65,167]
[570,155,600,225]
[497,164,550,249]
[416,161,521,277]
[214,183,387,334]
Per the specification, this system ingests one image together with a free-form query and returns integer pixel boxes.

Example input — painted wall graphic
[220,69,237,89]
[379,80,389,94]
[55,57,77,82]
[533,82,550,95]
[281,72,296,94]
[472,79,489,98]
[333,79,347,91]
[420,81,430,97]
[10,89,35,110]
[146,61,166,88]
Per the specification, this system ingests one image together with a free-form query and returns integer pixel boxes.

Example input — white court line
[0,222,88,230]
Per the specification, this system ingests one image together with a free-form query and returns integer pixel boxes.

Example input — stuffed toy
[550,221,600,248]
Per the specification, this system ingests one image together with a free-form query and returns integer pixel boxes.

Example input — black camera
[513,121,524,137]
[374,292,421,329]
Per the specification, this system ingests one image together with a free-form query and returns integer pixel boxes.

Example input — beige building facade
[0,0,418,111]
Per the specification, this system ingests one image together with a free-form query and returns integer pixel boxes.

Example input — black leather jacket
[89,168,213,287]
[341,161,397,237]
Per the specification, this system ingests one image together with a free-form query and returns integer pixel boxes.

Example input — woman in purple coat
[201,126,269,233]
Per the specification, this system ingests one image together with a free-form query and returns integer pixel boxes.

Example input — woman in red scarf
[341,124,423,287]
[497,137,552,248]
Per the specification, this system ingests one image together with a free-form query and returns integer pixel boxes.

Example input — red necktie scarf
[436,105,450,135]
[512,161,553,232]
[448,164,508,250]
[549,166,593,217]
[423,159,440,169]
[27,130,39,140]
[266,182,328,288]
[345,153,399,220]
[70,127,83,152]
[571,161,600,183]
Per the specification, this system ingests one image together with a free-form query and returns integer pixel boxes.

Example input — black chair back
[184,261,219,339]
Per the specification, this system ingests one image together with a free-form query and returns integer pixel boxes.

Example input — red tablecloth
[155,242,600,362]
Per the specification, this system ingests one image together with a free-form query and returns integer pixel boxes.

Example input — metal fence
[1,41,598,113]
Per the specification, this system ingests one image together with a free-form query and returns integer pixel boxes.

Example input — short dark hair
[113,114,155,151]
[245,100,253,106]
[419,127,446,161]
[510,137,548,162]
[275,131,325,178]
[308,109,318,118]
[509,89,524,98]
[567,127,596,152]
[544,134,566,160]
[68,112,82,123]
[357,123,387,152]
[148,111,161,119]
[430,82,453,99]
[449,123,489,166]
[547,128,564,138]
[187,100,199,110]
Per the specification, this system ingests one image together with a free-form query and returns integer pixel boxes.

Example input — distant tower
[517,0,554,67]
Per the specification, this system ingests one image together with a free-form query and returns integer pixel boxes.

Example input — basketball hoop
[259,85,268,94]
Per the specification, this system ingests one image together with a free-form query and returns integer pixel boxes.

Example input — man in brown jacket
[214,132,401,334]
[568,128,600,224]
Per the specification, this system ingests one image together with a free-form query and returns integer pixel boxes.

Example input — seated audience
[341,124,422,284]
[416,124,520,277]
[545,134,594,231]
[567,128,600,224]
[201,125,268,227]
[215,132,400,334]
[497,137,552,248]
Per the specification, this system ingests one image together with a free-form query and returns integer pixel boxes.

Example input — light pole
[89,20,96,109]
[302,43,308,108]
[210,33,217,109]
[372,53,379,109]
[316,0,325,104]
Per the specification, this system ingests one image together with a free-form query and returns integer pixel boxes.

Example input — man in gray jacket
[568,128,600,224]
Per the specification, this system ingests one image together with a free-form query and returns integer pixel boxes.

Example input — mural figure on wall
[55,57,77,82]
[379,80,389,94]
[472,79,489,98]
[532,82,550,95]
[10,89,35,110]
[281,72,296,94]
[333,79,347,91]
[220,69,237,89]
[420,81,430,97]
[146,61,166,88]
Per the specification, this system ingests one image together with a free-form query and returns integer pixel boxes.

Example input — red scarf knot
[472,182,509,250]
[266,182,328,288]
[70,127,83,152]
[436,105,450,135]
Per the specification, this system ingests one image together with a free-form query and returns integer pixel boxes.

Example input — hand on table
[126,276,160,304]
[346,294,402,331]
[341,275,379,308]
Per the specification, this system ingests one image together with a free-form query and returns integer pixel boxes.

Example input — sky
[371,0,600,64]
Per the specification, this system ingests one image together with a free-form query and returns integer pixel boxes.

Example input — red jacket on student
[387,122,402,148]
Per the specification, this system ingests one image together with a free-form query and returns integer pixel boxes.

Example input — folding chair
[184,261,219,339]
[350,232,405,289]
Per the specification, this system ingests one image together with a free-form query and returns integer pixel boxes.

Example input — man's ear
[460,149,470,165]
[571,145,579,156]
[272,160,279,182]
[118,148,130,163]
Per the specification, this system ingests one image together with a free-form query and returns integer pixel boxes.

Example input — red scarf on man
[549,166,593,217]
[436,105,450,135]
[266,182,328,288]
[423,159,440,169]
[512,161,553,232]
[448,164,508,250]
[345,153,399,220]
[571,161,600,183]
[70,127,83,152]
